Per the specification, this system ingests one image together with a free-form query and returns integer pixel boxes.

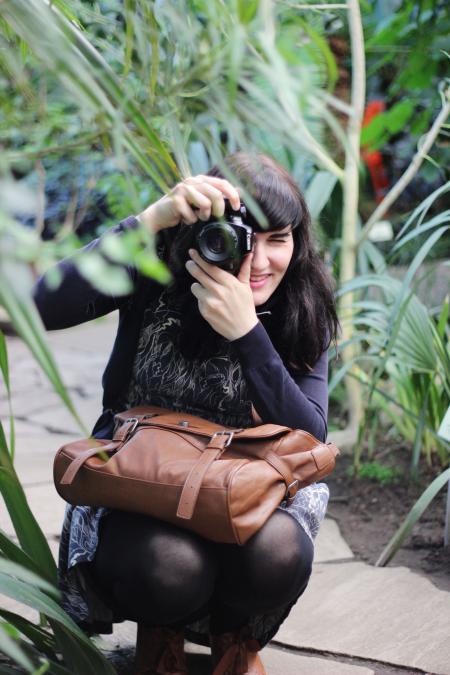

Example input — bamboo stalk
[337,0,366,436]
[358,89,450,247]
[281,2,348,8]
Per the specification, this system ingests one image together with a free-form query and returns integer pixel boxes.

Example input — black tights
[90,509,314,633]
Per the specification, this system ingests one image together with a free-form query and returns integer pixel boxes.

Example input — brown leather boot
[210,628,266,675]
[134,623,187,675]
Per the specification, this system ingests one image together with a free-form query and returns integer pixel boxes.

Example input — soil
[323,443,450,591]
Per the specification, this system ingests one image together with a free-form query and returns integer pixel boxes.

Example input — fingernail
[188,248,195,257]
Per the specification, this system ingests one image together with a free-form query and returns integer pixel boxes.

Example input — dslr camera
[192,201,254,274]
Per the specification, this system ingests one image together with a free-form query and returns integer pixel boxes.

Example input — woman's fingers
[169,193,198,224]
[137,174,240,234]
[190,282,206,301]
[185,181,223,219]
[185,175,240,212]
[185,259,220,291]
[201,176,241,210]
[186,249,231,285]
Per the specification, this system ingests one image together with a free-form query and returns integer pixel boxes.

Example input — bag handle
[59,419,137,486]
[59,441,120,485]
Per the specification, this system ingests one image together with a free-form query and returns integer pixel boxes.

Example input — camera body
[192,202,254,274]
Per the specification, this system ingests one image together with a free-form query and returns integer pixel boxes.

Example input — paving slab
[185,642,377,675]
[8,388,88,419]
[13,446,61,486]
[27,396,101,435]
[44,313,118,353]
[276,560,450,674]
[314,517,354,562]
[98,624,378,674]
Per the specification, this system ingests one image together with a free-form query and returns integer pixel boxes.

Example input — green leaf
[0,461,57,585]
[49,623,117,675]
[437,298,449,340]
[361,114,386,147]
[0,331,14,460]
[0,274,86,434]
[238,0,258,24]
[134,252,171,284]
[410,108,432,136]
[76,252,134,296]
[0,558,59,599]
[376,466,450,566]
[0,528,47,578]
[296,18,338,92]
[0,576,116,674]
[385,99,415,134]
[0,331,10,393]
[305,171,338,221]
[0,622,35,672]
[0,609,56,659]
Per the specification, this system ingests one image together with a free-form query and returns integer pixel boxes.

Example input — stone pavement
[1,314,450,675]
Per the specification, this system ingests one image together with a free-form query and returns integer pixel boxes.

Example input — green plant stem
[5,131,108,162]
[337,0,365,437]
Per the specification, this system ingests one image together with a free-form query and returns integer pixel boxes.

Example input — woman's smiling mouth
[249,275,271,288]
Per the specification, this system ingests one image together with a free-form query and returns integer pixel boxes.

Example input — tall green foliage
[334,183,450,468]
[0,333,117,673]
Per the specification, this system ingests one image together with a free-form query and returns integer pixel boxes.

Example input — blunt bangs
[207,152,304,233]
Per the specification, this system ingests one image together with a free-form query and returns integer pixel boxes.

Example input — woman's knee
[92,511,217,623]
[220,510,314,612]
[248,510,314,583]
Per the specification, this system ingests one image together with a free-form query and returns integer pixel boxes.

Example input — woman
[34,152,339,675]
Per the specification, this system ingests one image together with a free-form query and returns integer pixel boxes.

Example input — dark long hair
[163,152,339,373]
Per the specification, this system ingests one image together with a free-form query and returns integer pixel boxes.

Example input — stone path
[1,314,449,674]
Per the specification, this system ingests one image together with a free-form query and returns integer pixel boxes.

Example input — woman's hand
[137,175,241,233]
[186,249,258,341]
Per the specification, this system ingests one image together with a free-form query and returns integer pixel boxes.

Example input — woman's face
[249,225,294,306]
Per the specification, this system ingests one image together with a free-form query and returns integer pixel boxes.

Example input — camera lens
[196,223,238,264]
[205,229,228,255]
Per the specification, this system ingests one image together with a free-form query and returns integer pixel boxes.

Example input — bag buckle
[285,479,299,500]
[123,413,158,436]
[211,430,235,447]
[124,417,139,435]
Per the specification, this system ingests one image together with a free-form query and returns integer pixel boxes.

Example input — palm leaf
[0,332,14,459]
[0,422,57,584]
[0,609,56,659]
[0,621,37,672]
[0,574,116,675]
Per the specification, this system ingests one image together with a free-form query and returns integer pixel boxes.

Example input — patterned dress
[57,289,330,645]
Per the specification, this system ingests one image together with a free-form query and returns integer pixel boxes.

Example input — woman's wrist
[136,204,161,234]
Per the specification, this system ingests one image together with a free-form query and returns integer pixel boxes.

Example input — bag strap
[176,432,298,521]
[176,432,233,520]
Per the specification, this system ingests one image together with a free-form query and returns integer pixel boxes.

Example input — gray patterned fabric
[57,289,330,643]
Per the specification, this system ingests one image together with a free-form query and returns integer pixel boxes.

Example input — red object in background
[362,100,390,203]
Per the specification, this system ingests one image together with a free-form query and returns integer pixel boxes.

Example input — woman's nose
[251,240,269,270]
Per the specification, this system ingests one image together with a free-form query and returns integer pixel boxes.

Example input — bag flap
[114,406,292,440]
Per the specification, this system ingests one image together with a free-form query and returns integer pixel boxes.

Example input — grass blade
[376,466,450,566]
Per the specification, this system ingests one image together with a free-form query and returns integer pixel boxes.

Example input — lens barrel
[196,222,239,264]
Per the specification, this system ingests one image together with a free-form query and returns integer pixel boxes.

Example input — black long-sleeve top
[33,217,329,441]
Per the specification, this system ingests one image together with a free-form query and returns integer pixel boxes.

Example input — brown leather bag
[54,406,339,545]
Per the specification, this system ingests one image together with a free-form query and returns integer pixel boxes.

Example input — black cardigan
[33,217,329,441]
